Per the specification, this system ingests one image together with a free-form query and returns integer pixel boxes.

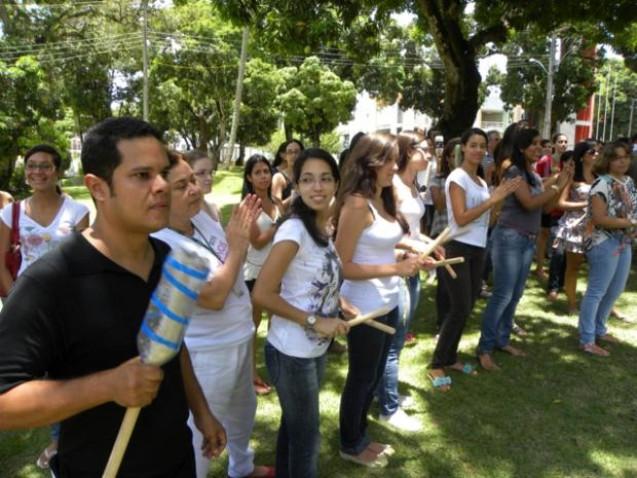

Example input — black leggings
[432,240,485,369]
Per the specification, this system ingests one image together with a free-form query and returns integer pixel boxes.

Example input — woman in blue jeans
[376,131,430,432]
[477,128,572,370]
[253,148,354,478]
[578,141,637,356]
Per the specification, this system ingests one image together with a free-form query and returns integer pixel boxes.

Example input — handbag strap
[10,201,20,246]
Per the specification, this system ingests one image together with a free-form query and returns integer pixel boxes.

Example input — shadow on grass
[408,271,637,478]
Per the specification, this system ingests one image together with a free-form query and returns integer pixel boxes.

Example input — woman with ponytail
[428,129,520,391]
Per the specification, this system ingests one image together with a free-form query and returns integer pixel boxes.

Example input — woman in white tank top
[334,133,429,468]
[375,131,430,431]
[241,154,281,396]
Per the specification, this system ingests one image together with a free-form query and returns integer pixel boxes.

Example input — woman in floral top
[578,141,637,356]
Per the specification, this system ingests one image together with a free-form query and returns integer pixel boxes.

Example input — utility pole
[225,27,249,166]
[543,35,556,139]
[142,0,149,121]
[602,67,611,141]
[609,73,618,140]
[629,99,636,137]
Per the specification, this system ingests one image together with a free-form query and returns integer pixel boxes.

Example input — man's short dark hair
[81,117,165,186]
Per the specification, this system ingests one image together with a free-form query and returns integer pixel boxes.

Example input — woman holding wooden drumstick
[429,128,521,391]
[375,131,430,432]
[253,148,355,478]
[334,133,432,467]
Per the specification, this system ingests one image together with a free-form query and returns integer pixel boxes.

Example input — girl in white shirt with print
[253,148,354,478]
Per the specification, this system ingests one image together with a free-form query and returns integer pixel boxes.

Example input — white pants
[188,338,257,478]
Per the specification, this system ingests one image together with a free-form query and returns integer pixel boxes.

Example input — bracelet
[550,184,560,193]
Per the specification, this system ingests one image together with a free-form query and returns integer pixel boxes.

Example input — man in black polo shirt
[0,118,226,477]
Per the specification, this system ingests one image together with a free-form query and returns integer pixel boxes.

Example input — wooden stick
[419,227,458,278]
[364,319,396,335]
[419,227,451,259]
[102,407,141,478]
[347,306,393,327]
[431,257,465,267]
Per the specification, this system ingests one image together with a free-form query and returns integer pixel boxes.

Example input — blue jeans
[265,342,326,478]
[478,226,536,353]
[579,237,632,345]
[340,307,399,454]
[376,275,420,416]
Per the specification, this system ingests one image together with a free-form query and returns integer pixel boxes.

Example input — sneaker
[379,408,422,432]
[398,394,415,409]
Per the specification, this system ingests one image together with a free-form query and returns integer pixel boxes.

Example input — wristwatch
[305,314,317,330]
[630,218,637,227]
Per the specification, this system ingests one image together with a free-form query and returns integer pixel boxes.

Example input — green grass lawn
[2,168,637,477]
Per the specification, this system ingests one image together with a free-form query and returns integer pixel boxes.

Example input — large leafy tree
[217,0,637,138]
[275,56,357,147]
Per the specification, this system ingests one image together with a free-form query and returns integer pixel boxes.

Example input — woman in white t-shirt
[429,129,520,391]
[0,145,89,295]
[241,154,281,396]
[0,144,89,469]
[153,157,273,478]
[253,148,353,478]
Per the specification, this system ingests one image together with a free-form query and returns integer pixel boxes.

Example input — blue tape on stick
[140,322,180,351]
[150,294,189,325]
[165,256,208,280]
[162,267,199,300]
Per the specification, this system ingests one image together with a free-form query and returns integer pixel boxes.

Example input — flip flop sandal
[456,363,477,375]
[428,374,452,390]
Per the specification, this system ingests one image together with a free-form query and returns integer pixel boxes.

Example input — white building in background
[337,86,525,149]
[337,91,433,148]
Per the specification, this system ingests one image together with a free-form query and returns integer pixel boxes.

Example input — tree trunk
[416,0,482,139]
[235,144,246,166]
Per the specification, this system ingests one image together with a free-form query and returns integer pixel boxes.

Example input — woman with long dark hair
[253,148,354,478]
[272,139,304,211]
[477,128,572,370]
[335,133,426,467]
[578,141,637,356]
[429,129,520,390]
[242,154,281,396]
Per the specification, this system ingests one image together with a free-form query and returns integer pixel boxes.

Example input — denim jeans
[340,307,399,454]
[433,241,485,368]
[265,342,327,478]
[376,276,420,416]
[578,237,632,345]
[478,226,536,354]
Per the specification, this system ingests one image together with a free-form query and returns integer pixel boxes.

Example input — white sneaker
[398,394,415,409]
[379,408,422,432]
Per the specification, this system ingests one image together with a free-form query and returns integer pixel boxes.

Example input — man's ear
[84,174,111,202]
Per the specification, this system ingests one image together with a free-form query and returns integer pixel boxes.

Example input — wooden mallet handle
[102,407,141,478]
[364,319,396,335]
